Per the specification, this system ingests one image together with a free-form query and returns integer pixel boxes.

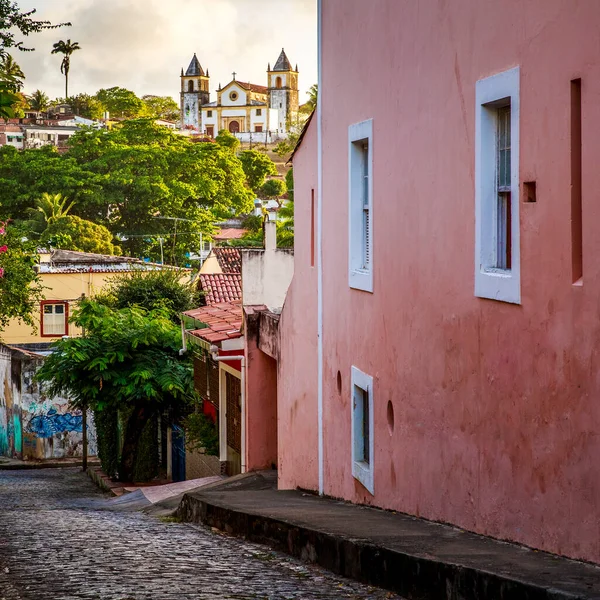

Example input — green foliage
[0,120,254,263]
[0,1,69,60]
[239,149,277,192]
[131,411,159,481]
[28,89,49,111]
[0,54,24,90]
[285,167,294,202]
[42,215,121,255]
[0,80,21,118]
[260,178,286,200]
[97,268,198,319]
[0,223,44,332]
[67,93,106,119]
[277,201,294,248]
[51,39,80,98]
[36,301,194,481]
[183,411,219,456]
[0,144,102,220]
[142,95,180,122]
[27,192,74,232]
[96,87,143,119]
[93,406,119,478]
[215,129,240,153]
[305,83,318,112]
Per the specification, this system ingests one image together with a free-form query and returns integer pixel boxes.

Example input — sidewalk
[0,456,100,470]
[177,471,600,600]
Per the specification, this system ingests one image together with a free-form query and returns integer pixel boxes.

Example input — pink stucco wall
[245,331,278,471]
[280,0,600,564]
[278,116,319,491]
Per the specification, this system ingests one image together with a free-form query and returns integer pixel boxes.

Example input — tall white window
[42,302,67,336]
[475,67,520,304]
[348,119,373,292]
[351,366,374,494]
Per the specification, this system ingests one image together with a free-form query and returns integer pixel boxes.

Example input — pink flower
[0,267,4,278]
[0,245,7,253]
[0,228,5,236]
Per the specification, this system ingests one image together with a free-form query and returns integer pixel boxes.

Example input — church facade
[180,49,299,142]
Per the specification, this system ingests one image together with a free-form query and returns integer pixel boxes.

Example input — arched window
[188,80,194,92]
[275,76,282,89]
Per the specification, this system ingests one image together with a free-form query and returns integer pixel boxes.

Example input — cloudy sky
[13,0,317,102]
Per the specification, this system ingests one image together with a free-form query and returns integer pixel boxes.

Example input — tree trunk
[119,403,152,482]
[65,71,69,100]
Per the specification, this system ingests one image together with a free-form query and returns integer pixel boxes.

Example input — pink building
[278,0,600,564]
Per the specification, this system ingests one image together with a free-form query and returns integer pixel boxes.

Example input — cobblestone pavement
[0,469,400,600]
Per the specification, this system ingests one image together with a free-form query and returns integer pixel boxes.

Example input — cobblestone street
[0,469,399,600]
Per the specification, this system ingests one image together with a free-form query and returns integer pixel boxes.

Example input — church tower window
[188,80,194,92]
[276,76,282,88]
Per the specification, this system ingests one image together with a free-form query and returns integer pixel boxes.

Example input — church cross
[232,71,236,81]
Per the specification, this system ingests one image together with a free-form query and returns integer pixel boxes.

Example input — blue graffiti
[27,408,83,438]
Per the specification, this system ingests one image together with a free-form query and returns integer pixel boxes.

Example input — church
[180,49,299,141]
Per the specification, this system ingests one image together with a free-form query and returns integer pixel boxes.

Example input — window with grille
[41,302,67,336]
[348,119,373,293]
[207,110,213,117]
[256,108,262,116]
[351,366,374,494]
[475,67,520,304]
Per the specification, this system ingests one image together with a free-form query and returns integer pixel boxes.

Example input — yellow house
[1,249,186,349]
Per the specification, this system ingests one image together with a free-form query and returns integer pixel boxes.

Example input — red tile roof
[237,82,268,94]
[184,301,243,344]
[214,228,247,241]
[213,247,242,273]
[200,273,242,305]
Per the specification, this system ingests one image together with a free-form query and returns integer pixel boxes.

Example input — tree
[259,178,286,201]
[28,89,49,112]
[0,1,70,61]
[96,268,198,320]
[27,192,74,232]
[0,54,24,90]
[305,83,318,112]
[215,129,240,153]
[277,200,294,248]
[42,215,121,255]
[0,144,103,220]
[36,300,194,482]
[239,149,277,192]
[285,167,294,202]
[0,222,44,332]
[96,87,143,119]
[67,93,106,120]
[142,95,180,121]
[0,81,20,118]
[51,39,80,99]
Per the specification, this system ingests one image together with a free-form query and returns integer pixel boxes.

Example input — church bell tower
[180,53,210,130]
[268,48,299,134]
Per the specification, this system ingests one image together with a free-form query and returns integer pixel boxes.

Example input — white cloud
[13,0,317,102]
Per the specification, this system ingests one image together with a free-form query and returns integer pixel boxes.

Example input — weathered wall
[306,0,600,564]
[241,248,294,311]
[278,115,319,491]
[0,345,97,460]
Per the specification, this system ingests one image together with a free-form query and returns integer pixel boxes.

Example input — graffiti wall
[0,345,97,460]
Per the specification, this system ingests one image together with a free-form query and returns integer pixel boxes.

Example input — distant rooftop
[199,273,242,305]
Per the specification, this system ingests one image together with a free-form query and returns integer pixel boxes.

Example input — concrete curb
[177,494,598,600]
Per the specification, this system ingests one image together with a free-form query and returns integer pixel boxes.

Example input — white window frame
[475,67,520,304]
[351,366,374,494]
[348,119,373,293]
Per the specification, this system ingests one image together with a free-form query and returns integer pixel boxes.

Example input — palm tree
[0,55,25,91]
[51,39,81,99]
[27,193,75,233]
[28,89,50,112]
